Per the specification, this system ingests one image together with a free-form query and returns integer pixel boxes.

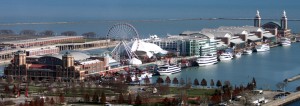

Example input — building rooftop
[0,36,83,45]
[44,52,90,61]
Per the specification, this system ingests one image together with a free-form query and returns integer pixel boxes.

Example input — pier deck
[264,91,300,106]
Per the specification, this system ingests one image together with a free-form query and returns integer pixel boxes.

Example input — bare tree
[172,77,179,86]
[39,30,55,36]
[0,30,14,35]
[82,32,96,38]
[61,31,77,36]
[194,78,200,87]
[19,30,36,35]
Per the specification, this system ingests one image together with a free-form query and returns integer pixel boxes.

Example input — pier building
[145,33,218,56]
[4,51,108,80]
[262,11,291,38]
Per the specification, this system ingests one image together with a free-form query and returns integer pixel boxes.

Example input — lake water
[1,0,300,104]
[0,0,300,37]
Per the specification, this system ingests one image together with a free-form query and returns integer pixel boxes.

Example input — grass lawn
[169,87,215,97]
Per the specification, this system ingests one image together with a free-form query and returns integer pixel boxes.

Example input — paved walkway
[264,91,300,106]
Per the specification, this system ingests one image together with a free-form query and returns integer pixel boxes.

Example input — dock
[286,74,300,82]
[264,91,300,106]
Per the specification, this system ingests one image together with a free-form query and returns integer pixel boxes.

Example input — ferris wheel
[106,23,141,65]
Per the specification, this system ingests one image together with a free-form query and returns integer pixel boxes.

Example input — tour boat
[196,54,218,66]
[242,49,252,55]
[157,64,181,75]
[219,52,233,61]
[280,38,291,46]
[255,44,270,52]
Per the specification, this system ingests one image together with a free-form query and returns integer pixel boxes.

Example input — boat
[234,52,242,58]
[196,54,218,66]
[219,52,233,61]
[280,38,291,46]
[255,44,270,52]
[157,64,181,75]
[242,49,252,55]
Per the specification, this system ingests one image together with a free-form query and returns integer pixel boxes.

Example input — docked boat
[157,64,181,75]
[255,44,270,52]
[234,52,242,58]
[242,49,252,55]
[130,71,153,81]
[196,54,218,66]
[280,38,291,46]
[219,52,233,61]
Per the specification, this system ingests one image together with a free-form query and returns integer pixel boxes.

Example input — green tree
[201,78,207,88]
[194,78,200,87]
[100,92,106,104]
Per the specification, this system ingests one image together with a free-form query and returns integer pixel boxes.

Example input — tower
[62,52,74,68]
[14,51,26,66]
[254,10,261,27]
[281,10,288,30]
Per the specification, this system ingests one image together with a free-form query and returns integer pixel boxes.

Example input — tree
[135,94,142,105]
[156,77,164,85]
[0,30,14,35]
[216,80,222,88]
[126,75,132,83]
[194,78,200,87]
[173,77,179,85]
[59,93,65,103]
[118,93,124,104]
[180,78,185,86]
[50,98,55,105]
[201,79,207,88]
[39,30,55,36]
[61,31,77,36]
[252,77,256,88]
[210,79,215,88]
[6,75,14,84]
[127,93,132,105]
[144,76,150,85]
[163,97,171,106]
[39,98,44,106]
[84,93,90,102]
[19,30,36,35]
[165,76,171,85]
[92,92,99,103]
[82,32,96,38]
[100,92,106,104]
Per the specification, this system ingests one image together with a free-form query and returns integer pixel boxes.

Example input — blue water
[0,0,300,37]
[287,99,300,106]
[1,0,300,104]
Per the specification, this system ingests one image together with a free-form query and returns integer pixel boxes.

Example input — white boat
[219,52,233,61]
[234,52,242,58]
[242,49,252,55]
[255,44,270,52]
[157,64,181,75]
[280,38,291,46]
[196,54,218,66]
[130,71,153,81]
[140,72,153,79]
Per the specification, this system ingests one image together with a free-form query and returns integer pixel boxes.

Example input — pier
[286,74,300,82]
[264,91,300,106]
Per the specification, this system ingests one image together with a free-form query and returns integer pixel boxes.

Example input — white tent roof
[130,40,168,58]
[129,58,142,65]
